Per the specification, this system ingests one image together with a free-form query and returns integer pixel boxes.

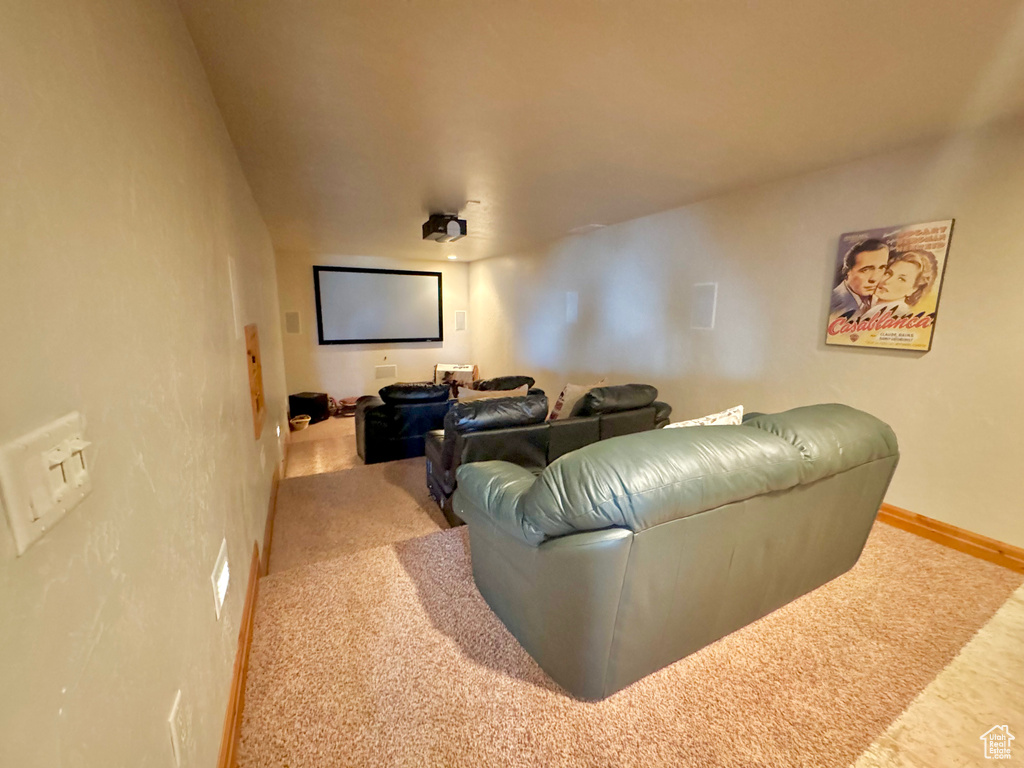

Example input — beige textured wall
[470,118,1024,548]
[0,1,287,765]
[276,252,472,399]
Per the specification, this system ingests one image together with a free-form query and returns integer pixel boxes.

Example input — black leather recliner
[355,382,454,464]
[355,376,544,464]
[426,384,672,523]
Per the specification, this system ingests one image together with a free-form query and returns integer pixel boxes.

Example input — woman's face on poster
[875,261,921,302]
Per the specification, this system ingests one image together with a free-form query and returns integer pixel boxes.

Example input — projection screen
[313,266,443,344]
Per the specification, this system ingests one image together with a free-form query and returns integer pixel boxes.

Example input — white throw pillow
[547,379,607,421]
[456,384,529,400]
[665,405,744,429]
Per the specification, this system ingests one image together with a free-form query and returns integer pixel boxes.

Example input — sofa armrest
[454,462,546,546]
[354,396,384,461]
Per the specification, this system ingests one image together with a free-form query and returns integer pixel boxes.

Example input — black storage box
[289,392,330,424]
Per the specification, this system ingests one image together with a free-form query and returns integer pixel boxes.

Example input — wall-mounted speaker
[691,283,717,330]
[455,310,467,331]
[284,311,301,334]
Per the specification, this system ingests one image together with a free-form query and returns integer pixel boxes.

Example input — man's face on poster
[846,248,889,299]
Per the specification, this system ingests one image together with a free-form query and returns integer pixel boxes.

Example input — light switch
[0,412,93,555]
[66,437,91,489]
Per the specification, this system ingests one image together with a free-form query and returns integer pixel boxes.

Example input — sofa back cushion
[445,394,548,436]
[547,415,601,462]
[570,384,658,417]
[473,375,536,391]
[598,406,656,440]
[378,382,450,404]
[365,399,453,438]
[522,404,899,540]
[524,426,804,538]
[459,424,549,473]
[743,403,899,483]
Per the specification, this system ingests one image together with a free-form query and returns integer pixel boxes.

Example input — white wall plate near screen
[0,412,92,556]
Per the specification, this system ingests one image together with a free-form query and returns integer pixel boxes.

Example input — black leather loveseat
[426,384,671,523]
[355,377,542,464]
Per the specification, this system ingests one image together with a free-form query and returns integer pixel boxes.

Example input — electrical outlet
[168,689,188,767]
[211,539,230,620]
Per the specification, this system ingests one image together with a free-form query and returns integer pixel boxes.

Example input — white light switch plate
[0,412,92,555]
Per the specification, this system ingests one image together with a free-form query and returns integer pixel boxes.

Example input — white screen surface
[315,268,442,343]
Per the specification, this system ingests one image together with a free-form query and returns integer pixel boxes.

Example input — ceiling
[177,0,1024,262]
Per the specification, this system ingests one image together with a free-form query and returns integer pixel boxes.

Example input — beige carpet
[854,583,1024,766]
[240,520,1022,767]
[285,417,362,479]
[272,417,445,574]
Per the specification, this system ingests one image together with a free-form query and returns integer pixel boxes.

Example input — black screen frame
[313,265,444,345]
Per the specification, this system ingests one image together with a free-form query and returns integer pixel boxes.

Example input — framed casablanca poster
[825,219,954,351]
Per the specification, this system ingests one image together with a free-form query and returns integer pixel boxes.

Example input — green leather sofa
[452,403,900,699]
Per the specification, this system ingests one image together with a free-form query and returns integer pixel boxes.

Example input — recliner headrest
[473,375,536,392]
[445,394,548,434]
[570,384,658,417]
[378,382,450,404]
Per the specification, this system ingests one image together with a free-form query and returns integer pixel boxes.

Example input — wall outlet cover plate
[168,689,185,767]
[211,538,230,620]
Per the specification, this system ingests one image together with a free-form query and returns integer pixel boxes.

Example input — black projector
[422,213,467,243]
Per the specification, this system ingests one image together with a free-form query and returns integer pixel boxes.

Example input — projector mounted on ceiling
[422,213,467,243]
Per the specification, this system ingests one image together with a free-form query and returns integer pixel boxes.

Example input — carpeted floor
[271,417,446,573]
[854,582,1024,767]
[269,458,445,573]
[285,417,363,479]
[240,495,1022,768]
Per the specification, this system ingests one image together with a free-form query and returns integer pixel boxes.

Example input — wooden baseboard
[216,543,260,768]
[218,462,283,767]
[260,466,281,577]
[878,503,1024,574]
